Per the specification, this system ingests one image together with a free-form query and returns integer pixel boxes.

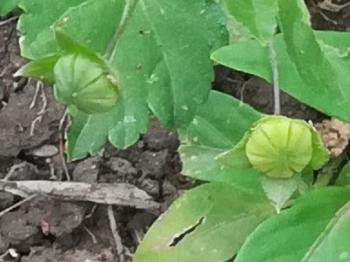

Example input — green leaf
[180,91,261,149]
[180,145,261,192]
[66,98,147,160]
[19,0,228,128]
[139,0,227,127]
[18,0,227,158]
[211,35,350,122]
[222,0,277,42]
[51,0,148,159]
[0,0,19,16]
[18,0,88,59]
[236,187,350,262]
[135,182,275,262]
[336,162,350,186]
[277,0,343,98]
[315,31,350,53]
[179,91,262,190]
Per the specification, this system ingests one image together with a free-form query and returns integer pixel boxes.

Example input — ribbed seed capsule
[245,116,324,178]
[53,54,119,114]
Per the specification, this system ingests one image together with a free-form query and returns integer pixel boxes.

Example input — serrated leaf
[134,182,274,262]
[236,187,350,262]
[222,0,277,42]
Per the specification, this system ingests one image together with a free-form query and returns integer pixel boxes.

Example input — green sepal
[15,54,60,83]
[216,130,252,170]
[54,28,104,64]
[310,124,330,170]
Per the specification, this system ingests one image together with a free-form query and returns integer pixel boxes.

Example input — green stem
[269,40,280,115]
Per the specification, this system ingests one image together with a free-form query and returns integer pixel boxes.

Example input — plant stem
[105,0,139,61]
[269,40,280,115]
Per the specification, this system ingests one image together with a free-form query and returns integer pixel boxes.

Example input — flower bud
[54,54,119,114]
[245,116,316,178]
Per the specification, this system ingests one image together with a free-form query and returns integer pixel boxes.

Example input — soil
[0,2,349,262]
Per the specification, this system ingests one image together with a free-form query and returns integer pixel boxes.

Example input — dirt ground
[0,1,349,262]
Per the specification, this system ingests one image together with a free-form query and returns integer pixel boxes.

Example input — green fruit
[53,54,119,114]
[245,116,326,178]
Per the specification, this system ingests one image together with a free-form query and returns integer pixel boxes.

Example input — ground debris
[0,181,160,210]
[315,118,350,158]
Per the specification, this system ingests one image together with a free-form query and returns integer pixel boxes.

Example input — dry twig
[0,194,38,218]
[0,180,160,210]
[108,205,125,260]
[58,110,71,181]
[317,0,350,12]
[30,82,48,136]
[0,16,18,27]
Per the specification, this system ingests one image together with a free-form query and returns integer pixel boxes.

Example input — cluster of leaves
[3,0,350,261]
[16,0,227,160]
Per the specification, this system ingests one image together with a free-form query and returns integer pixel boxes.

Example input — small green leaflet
[134,182,274,262]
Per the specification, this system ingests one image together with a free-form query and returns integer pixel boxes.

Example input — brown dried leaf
[315,118,350,158]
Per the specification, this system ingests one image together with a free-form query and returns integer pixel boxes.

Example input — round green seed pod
[53,54,119,114]
[245,116,313,178]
